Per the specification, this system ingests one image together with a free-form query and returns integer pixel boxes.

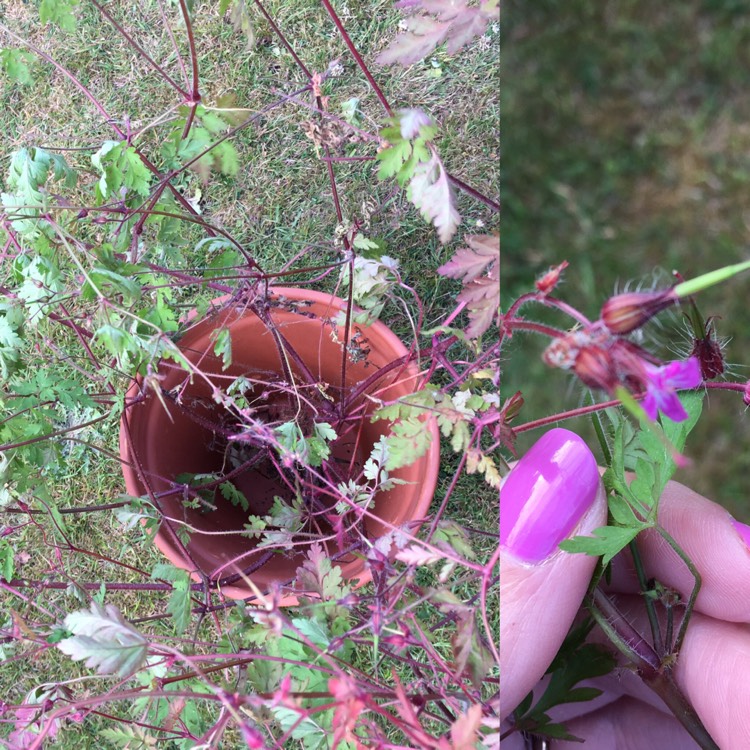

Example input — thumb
[500,429,607,720]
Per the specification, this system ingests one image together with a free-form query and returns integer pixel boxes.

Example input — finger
[500,429,608,720]
[606,480,750,622]
[551,696,697,750]
[606,593,750,748]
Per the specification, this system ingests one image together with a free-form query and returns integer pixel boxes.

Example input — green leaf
[432,520,476,560]
[514,624,616,741]
[383,418,434,470]
[0,539,15,581]
[559,525,643,568]
[291,617,331,649]
[151,564,192,635]
[607,493,639,526]
[166,580,192,635]
[376,138,413,180]
[85,267,142,304]
[161,106,239,181]
[272,707,327,750]
[220,481,249,512]
[91,141,151,201]
[2,148,76,237]
[0,48,35,85]
[211,326,232,370]
[39,0,78,31]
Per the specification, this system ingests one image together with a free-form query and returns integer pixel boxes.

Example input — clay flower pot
[120,287,440,601]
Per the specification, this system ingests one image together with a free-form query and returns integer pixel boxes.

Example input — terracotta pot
[120,287,440,601]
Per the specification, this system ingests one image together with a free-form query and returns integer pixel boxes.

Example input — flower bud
[535,261,569,295]
[573,346,618,391]
[600,289,678,334]
[744,381,750,408]
[690,334,724,380]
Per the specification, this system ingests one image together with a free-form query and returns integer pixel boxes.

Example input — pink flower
[642,358,702,422]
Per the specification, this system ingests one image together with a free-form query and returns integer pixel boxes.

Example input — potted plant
[120,285,441,601]
[0,0,499,747]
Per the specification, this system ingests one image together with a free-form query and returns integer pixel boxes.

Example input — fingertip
[500,430,608,719]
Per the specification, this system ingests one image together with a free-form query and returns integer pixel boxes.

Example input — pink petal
[642,392,659,420]
[654,390,689,422]
[663,357,702,389]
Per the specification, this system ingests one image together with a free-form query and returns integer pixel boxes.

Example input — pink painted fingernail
[501,428,599,563]
[731,519,750,550]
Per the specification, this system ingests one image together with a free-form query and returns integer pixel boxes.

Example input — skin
[501,465,750,749]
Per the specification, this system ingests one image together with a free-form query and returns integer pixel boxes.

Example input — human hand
[500,428,750,749]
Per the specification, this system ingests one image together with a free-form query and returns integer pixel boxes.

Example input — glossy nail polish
[500,428,599,563]
[731,518,750,550]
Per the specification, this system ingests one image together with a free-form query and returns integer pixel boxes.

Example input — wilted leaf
[438,234,499,283]
[296,542,350,600]
[407,155,460,244]
[57,601,148,678]
[449,704,484,750]
[377,0,498,66]
[377,15,450,66]
[395,544,444,566]
[229,0,255,49]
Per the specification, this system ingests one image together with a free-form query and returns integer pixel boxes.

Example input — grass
[0,1,498,746]
[504,0,750,518]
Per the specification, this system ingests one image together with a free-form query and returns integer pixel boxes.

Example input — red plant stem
[515,394,651,434]
[321,155,376,162]
[480,547,501,666]
[4,578,204,592]
[251,0,313,79]
[703,381,748,393]
[445,171,499,212]
[503,290,592,328]
[88,0,189,97]
[501,317,565,339]
[545,294,594,325]
[58,301,101,365]
[179,0,200,103]
[157,0,190,89]
[0,413,108,453]
[319,0,393,116]
[2,501,129,515]
[442,341,499,391]
[342,338,454,411]
[0,580,57,619]
[425,450,469,542]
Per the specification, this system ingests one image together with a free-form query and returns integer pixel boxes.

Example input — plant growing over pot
[0,0,499,746]
[119,284,443,601]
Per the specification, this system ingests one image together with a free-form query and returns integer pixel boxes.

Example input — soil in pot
[120,287,440,601]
